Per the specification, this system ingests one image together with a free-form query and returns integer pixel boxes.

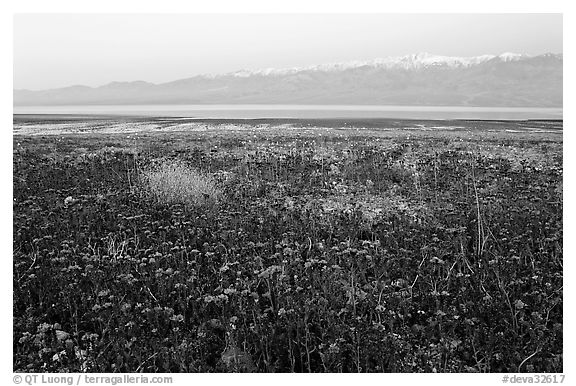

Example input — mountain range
[13,53,563,107]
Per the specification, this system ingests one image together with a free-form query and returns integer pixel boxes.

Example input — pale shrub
[141,160,221,208]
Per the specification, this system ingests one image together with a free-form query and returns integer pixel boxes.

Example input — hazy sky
[14,13,562,90]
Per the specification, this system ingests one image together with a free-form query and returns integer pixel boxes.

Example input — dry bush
[141,160,221,208]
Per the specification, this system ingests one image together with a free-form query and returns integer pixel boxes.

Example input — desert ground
[13,116,562,372]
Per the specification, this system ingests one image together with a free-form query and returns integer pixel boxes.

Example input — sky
[13,13,563,90]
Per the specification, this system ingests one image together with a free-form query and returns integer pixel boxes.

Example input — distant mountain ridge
[224,52,534,76]
[14,53,563,107]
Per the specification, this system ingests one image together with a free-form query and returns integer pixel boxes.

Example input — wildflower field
[13,118,563,373]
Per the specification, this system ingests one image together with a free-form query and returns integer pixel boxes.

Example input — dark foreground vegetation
[13,120,563,372]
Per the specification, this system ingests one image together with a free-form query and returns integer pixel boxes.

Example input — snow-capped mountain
[14,53,562,107]
[226,52,529,77]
